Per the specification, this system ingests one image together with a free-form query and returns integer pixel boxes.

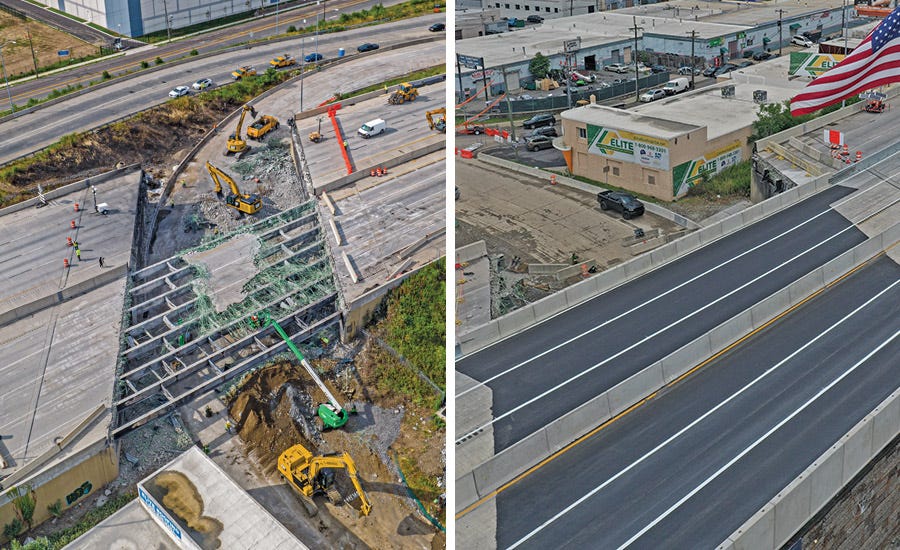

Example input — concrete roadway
[2,0,423,105]
[0,15,444,165]
[495,255,900,549]
[456,185,867,454]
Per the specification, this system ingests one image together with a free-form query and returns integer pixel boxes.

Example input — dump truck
[388,82,418,104]
[231,65,257,80]
[247,115,279,139]
[278,444,372,516]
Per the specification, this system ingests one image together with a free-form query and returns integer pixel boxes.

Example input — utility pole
[501,67,517,146]
[564,54,573,109]
[0,41,16,117]
[776,8,785,57]
[26,27,39,78]
[163,0,172,43]
[631,16,643,103]
[686,30,697,90]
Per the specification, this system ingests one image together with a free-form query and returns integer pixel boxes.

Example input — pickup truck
[270,54,296,68]
[597,190,645,219]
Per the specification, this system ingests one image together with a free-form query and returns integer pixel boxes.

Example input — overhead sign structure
[586,125,670,170]
[790,52,847,76]
[457,54,483,70]
[672,141,742,197]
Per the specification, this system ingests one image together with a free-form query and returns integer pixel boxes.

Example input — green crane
[256,311,351,429]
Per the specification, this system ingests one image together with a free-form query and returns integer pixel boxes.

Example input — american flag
[790,6,900,116]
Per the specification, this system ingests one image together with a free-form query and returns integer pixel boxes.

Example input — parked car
[639,88,667,102]
[752,51,773,61]
[357,43,379,52]
[304,52,323,62]
[678,66,701,75]
[714,63,738,76]
[650,64,668,74]
[604,63,630,73]
[168,85,190,98]
[597,190,645,219]
[525,135,554,151]
[526,15,544,23]
[522,113,556,129]
[702,66,719,77]
[791,35,814,47]
[737,60,754,68]
[192,78,213,90]
[529,126,558,138]
[742,49,755,58]
[429,23,445,31]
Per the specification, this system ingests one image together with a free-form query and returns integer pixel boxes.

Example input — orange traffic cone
[63,258,70,268]
[74,203,79,212]
[71,220,76,229]
[842,144,849,156]
[550,174,557,185]
[856,151,862,162]
[370,169,376,177]
[67,237,73,247]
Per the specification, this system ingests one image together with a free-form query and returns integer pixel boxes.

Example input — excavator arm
[307,452,372,516]
[206,161,242,197]
[426,107,446,130]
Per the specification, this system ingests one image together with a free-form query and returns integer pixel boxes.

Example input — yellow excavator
[278,444,372,516]
[226,104,257,157]
[205,161,262,215]
[426,107,446,132]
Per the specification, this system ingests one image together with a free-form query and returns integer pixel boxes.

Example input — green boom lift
[257,311,351,429]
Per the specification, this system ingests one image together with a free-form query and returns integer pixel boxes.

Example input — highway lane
[1,0,418,105]
[495,255,900,549]
[456,184,869,453]
[0,16,443,165]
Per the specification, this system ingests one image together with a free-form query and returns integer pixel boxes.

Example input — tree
[10,485,36,530]
[529,52,550,79]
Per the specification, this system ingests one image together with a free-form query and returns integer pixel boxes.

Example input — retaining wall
[455,223,899,513]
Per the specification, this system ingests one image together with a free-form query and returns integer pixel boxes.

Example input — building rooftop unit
[456,14,747,67]
[0,170,141,483]
[630,55,808,140]
[65,447,308,549]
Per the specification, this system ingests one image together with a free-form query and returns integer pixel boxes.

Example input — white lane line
[617,325,900,549]
[505,278,899,550]
[457,206,837,399]
[455,225,855,445]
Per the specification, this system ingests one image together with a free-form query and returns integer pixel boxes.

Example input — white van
[358,118,386,138]
[663,77,691,95]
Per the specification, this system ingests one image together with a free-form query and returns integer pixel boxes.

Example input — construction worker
[75,247,81,261]
[99,257,104,268]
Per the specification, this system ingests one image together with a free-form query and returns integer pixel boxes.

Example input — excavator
[226,104,256,157]
[426,107,446,132]
[388,82,419,104]
[205,161,262,215]
[278,444,372,516]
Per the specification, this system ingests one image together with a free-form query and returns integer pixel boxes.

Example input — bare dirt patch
[0,14,98,78]
[228,354,444,549]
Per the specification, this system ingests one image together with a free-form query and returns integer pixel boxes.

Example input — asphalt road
[456,184,867,454]
[0,15,443,165]
[2,0,417,105]
[495,255,900,549]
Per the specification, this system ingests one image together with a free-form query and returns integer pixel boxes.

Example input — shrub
[287,25,297,32]
[101,70,111,80]
[190,49,198,56]
[140,60,149,68]
[154,56,164,65]
[47,500,63,518]
[3,517,23,540]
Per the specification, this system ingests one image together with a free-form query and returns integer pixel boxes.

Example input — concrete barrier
[457,225,899,513]
[0,164,141,216]
[456,240,487,264]
[721,388,900,550]
[314,141,445,193]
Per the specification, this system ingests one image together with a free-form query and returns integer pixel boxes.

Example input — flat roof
[0,171,140,480]
[617,0,846,27]
[66,447,307,549]
[630,55,808,140]
[562,103,700,139]
[456,15,746,67]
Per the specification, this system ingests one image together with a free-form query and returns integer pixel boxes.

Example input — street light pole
[631,16,644,103]
[315,3,320,55]
[687,30,697,90]
[275,0,279,34]
[0,41,17,117]
[300,34,305,111]
[163,0,172,43]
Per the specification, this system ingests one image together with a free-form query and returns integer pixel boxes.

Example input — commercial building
[558,55,808,201]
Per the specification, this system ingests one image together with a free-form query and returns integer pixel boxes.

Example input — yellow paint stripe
[456,393,656,519]
[457,249,888,520]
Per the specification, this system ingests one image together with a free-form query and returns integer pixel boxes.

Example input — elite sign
[586,125,670,170]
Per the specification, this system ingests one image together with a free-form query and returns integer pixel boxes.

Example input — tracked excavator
[426,107,446,132]
[206,161,262,215]
[278,444,372,516]
[226,104,256,157]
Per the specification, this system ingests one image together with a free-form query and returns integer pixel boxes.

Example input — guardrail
[457,221,900,513]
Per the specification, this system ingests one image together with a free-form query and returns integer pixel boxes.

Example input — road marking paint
[506,278,900,550]
[456,225,855,445]
[617,325,900,549]
[457,206,837,398]
[455,394,656,520]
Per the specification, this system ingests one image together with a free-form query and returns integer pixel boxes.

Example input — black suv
[522,113,556,129]
[529,126,558,138]
[526,15,544,23]
[752,51,773,61]
[597,190,645,219]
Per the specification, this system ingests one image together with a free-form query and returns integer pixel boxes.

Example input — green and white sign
[789,52,846,76]
[672,141,742,197]
[587,124,670,169]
